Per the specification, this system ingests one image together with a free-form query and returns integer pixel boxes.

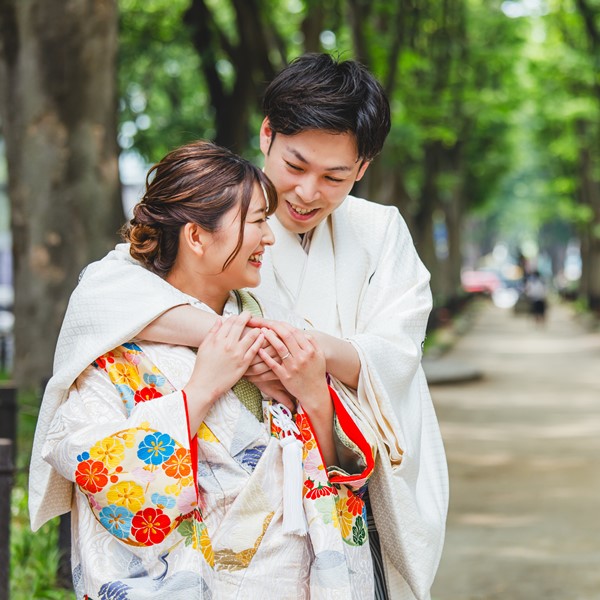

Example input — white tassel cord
[269,403,307,536]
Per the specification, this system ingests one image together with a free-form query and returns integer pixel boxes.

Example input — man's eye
[285,161,303,171]
[326,176,344,183]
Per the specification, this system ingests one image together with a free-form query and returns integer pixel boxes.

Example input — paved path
[430,301,600,600]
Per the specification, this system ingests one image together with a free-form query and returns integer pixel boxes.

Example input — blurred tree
[117,0,527,311]
[525,0,600,309]
[341,0,525,307]
[0,0,123,389]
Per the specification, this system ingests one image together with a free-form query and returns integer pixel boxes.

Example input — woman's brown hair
[123,141,278,277]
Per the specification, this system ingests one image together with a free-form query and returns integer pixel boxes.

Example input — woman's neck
[166,265,228,315]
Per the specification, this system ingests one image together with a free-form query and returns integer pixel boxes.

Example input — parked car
[461,269,503,294]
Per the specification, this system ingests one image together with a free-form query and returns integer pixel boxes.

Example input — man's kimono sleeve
[327,384,377,492]
[42,365,198,547]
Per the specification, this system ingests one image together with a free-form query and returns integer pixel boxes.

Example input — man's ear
[356,160,371,182]
[182,223,205,257]
[259,117,274,157]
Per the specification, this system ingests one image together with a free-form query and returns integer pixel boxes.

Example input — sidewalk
[430,301,600,600]
[423,301,483,385]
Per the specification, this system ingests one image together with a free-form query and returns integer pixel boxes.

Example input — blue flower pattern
[99,505,133,539]
[137,432,175,465]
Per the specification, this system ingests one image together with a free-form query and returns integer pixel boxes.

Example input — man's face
[259,118,370,234]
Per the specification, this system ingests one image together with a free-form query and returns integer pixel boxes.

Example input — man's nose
[294,176,320,203]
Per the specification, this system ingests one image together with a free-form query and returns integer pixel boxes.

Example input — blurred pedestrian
[525,271,548,325]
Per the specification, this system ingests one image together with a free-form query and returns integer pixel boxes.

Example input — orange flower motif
[296,412,317,452]
[346,492,364,517]
[162,448,192,479]
[75,460,108,494]
[296,412,313,443]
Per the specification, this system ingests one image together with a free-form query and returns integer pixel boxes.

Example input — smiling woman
[32,140,378,599]
[123,142,277,314]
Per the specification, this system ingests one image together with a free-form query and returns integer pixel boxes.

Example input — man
[30,53,447,600]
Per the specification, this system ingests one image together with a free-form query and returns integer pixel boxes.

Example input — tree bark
[0,0,122,389]
[576,124,600,312]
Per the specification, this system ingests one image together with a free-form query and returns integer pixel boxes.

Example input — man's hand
[257,324,329,408]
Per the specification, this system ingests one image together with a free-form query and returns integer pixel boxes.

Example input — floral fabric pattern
[45,333,376,599]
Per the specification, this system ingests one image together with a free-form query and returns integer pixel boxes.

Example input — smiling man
[30,54,448,600]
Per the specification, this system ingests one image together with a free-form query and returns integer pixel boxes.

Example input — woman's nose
[263,221,275,245]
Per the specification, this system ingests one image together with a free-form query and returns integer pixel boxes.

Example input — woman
[39,142,376,599]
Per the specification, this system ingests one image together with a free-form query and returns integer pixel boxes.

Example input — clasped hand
[187,312,327,414]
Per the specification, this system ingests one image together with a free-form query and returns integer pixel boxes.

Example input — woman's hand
[258,324,338,465]
[184,312,264,434]
[257,323,329,412]
[244,338,281,382]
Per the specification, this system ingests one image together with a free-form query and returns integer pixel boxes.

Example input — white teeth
[249,254,262,263]
[290,203,315,215]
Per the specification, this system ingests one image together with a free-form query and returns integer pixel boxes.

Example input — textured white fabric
[260,197,448,599]
[29,195,448,600]
[29,248,193,531]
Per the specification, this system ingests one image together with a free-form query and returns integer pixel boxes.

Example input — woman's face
[203,184,275,293]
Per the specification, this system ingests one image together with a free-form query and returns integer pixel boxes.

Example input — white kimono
[41,294,377,599]
[30,195,448,600]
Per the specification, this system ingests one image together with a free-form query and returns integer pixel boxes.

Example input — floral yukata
[43,296,376,600]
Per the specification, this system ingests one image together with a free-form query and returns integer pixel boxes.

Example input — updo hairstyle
[123,141,278,277]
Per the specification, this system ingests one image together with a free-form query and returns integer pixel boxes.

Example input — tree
[0,0,123,389]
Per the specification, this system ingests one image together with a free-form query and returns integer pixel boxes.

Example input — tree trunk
[578,139,600,312]
[185,0,280,153]
[0,0,122,389]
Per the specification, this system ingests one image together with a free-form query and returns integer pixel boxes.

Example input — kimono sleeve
[42,365,198,547]
[325,384,377,492]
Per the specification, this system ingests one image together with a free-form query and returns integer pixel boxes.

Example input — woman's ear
[181,222,205,257]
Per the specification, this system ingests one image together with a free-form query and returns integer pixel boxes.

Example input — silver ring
[281,352,291,360]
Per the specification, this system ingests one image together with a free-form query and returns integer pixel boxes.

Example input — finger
[245,360,272,376]
[263,322,305,356]
[261,329,292,361]
[226,311,253,341]
[217,314,239,337]
[203,317,223,342]
[247,316,270,328]
[258,346,284,374]
[238,327,262,354]
[246,370,280,383]
[244,331,265,362]
[304,332,321,353]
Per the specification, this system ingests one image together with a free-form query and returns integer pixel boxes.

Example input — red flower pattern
[305,482,335,500]
[134,386,162,404]
[94,354,115,370]
[131,507,172,545]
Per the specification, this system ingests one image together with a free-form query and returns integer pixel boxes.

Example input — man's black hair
[262,53,391,161]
